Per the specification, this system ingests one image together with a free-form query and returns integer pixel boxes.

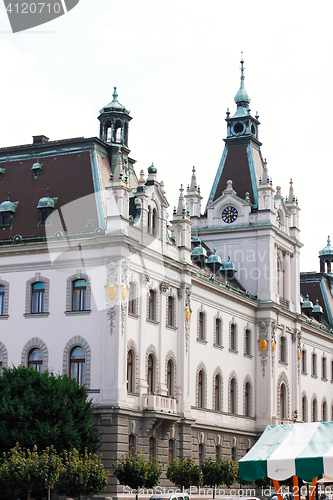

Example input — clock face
[222,206,238,224]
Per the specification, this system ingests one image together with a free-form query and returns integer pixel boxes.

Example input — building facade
[0,61,332,497]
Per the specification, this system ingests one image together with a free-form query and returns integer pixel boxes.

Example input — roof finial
[112,87,118,101]
[240,51,245,79]
[7,192,10,201]
[234,52,250,107]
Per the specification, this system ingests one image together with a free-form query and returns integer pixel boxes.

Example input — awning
[239,422,333,483]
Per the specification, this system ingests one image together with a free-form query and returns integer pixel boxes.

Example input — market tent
[239,422,333,483]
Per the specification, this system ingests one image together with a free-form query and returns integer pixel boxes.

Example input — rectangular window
[199,312,205,340]
[168,439,175,462]
[0,286,4,315]
[149,437,156,461]
[322,357,327,380]
[128,282,135,315]
[31,282,45,314]
[245,329,251,355]
[230,323,236,351]
[148,290,156,321]
[72,280,87,311]
[215,318,221,345]
[312,353,317,377]
[167,296,174,327]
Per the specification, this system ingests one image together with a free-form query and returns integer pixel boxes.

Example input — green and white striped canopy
[239,422,333,483]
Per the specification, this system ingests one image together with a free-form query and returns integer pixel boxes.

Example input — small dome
[319,236,333,256]
[148,163,157,175]
[234,83,250,105]
[312,299,323,314]
[37,196,56,209]
[302,294,313,310]
[191,243,207,258]
[31,161,41,170]
[222,255,237,272]
[99,87,130,114]
[206,248,222,265]
[0,200,17,213]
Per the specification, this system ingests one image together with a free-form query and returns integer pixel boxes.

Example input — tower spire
[234,52,251,108]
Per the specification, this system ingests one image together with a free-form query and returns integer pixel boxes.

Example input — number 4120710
[5,3,62,14]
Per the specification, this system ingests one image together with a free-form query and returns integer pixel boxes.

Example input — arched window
[302,350,307,374]
[280,336,286,363]
[215,374,221,411]
[31,282,45,314]
[198,370,204,407]
[0,285,4,316]
[280,383,286,419]
[323,400,328,422]
[230,323,236,351]
[215,318,221,346]
[70,346,86,386]
[245,329,251,356]
[167,296,175,327]
[244,381,251,417]
[312,398,318,422]
[198,312,205,341]
[28,348,43,372]
[167,359,173,397]
[302,395,307,422]
[230,378,236,414]
[115,120,122,143]
[72,279,87,311]
[128,282,136,315]
[147,354,154,393]
[149,437,156,461]
[127,350,134,393]
[148,290,156,321]
[129,434,135,456]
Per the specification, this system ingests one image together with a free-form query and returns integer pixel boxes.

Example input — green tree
[113,453,163,500]
[55,448,109,500]
[0,444,62,500]
[167,457,202,490]
[201,457,238,498]
[0,366,100,454]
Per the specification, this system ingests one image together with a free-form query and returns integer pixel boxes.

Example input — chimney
[33,135,49,145]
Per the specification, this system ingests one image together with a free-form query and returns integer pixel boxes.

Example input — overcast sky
[0,0,331,271]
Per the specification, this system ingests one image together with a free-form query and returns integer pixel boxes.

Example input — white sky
[0,0,331,272]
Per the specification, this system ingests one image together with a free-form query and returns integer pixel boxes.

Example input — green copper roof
[319,236,333,256]
[302,294,313,309]
[191,243,207,258]
[234,53,250,105]
[222,255,237,272]
[0,199,17,213]
[312,299,323,314]
[206,248,222,265]
[37,196,56,209]
[99,87,130,115]
[148,163,157,174]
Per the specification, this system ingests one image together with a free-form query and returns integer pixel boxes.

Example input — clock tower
[208,53,263,209]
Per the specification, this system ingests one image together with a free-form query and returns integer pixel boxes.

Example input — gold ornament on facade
[298,349,301,360]
[272,339,276,351]
[122,285,128,300]
[106,283,117,299]
[186,308,191,322]
[259,338,268,351]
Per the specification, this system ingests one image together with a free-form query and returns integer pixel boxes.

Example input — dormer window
[0,194,18,230]
[32,161,42,179]
[37,189,57,226]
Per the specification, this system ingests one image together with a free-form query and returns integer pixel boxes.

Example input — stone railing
[142,393,177,413]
